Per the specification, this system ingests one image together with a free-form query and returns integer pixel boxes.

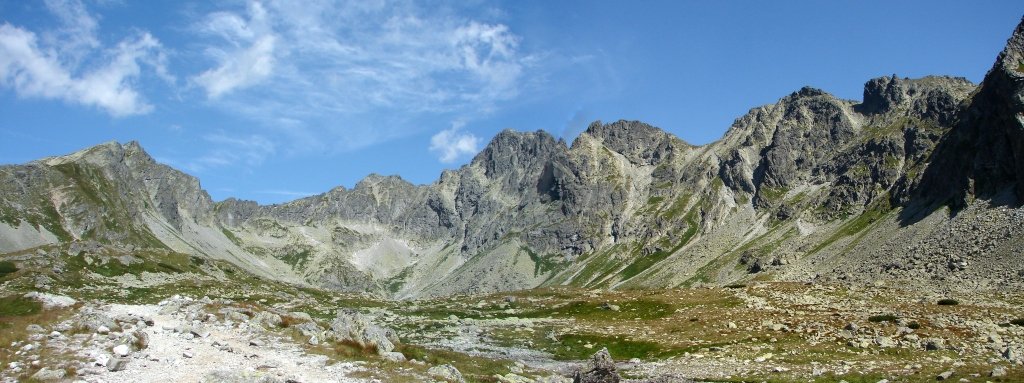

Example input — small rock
[990,366,1007,377]
[875,336,896,348]
[249,339,264,347]
[97,325,111,335]
[287,312,313,323]
[1003,347,1017,361]
[183,351,194,358]
[937,370,954,380]
[252,311,283,328]
[190,327,211,338]
[25,324,45,333]
[107,357,129,372]
[30,367,66,381]
[132,330,150,350]
[381,351,406,362]
[112,344,130,357]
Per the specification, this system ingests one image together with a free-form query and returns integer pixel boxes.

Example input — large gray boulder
[427,364,465,383]
[572,348,619,383]
[329,309,398,355]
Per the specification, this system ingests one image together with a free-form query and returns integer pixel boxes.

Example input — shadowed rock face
[2,19,1024,298]
[914,17,1024,209]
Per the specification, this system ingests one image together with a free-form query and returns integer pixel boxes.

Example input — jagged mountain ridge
[3,19,1024,298]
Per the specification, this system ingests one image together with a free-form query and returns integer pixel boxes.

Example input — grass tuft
[0,295,42,317]
[0,261,17,278]
[868,314,898,323]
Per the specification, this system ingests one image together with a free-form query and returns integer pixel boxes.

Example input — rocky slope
[3,19,1024,298]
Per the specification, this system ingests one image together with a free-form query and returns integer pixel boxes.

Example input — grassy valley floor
[1,247,1023,382]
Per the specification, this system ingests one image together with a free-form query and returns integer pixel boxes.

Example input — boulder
[427,364,465,383]
[77,309,119,333]
[23,292,77,309]
[287,311,313,323]
[30,367,66,381]
[112,344,130,357]
[329,309,398,355]
[252,311,283,328]
[292,321,323,342]
[107,357,129,372]
[572,348,620,383]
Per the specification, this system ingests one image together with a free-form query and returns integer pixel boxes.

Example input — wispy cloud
[429,120,480,163]
[188,0,533,154]
[0,0,167,117]
[192,1,276,98]
[254,190,315,198]
[183,133,276,172]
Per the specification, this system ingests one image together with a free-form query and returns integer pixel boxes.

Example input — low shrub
[868,314,898,323]
[0,261,17,277]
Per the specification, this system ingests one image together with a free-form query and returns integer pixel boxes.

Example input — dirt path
[76,304,370,383]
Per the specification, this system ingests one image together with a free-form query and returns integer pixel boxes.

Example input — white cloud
[429,121,480,163]
[255,190,314,198]
[0,0,165,117]
[189,1,533,153]
[184,133,276,172]
[192,2,276,98]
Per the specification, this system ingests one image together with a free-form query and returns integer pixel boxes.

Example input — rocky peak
[790,86,830,99]
[859,75,975,124]
[578,120,686,165]
[473,129,564,179]
[41,140,125,168]
[581,119,666,143]
[861,75,907,114]
[994,16,1024,82]
[354,174,413,191]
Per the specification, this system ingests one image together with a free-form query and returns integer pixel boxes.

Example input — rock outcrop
[571,348,619,383]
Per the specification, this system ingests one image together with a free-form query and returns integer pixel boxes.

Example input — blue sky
[1,1,1021,203]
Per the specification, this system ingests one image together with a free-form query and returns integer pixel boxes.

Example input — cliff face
[3,19,1024,298]
[914,19,1024,210]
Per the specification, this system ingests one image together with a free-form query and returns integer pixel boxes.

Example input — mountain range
[3,19,1024,299]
